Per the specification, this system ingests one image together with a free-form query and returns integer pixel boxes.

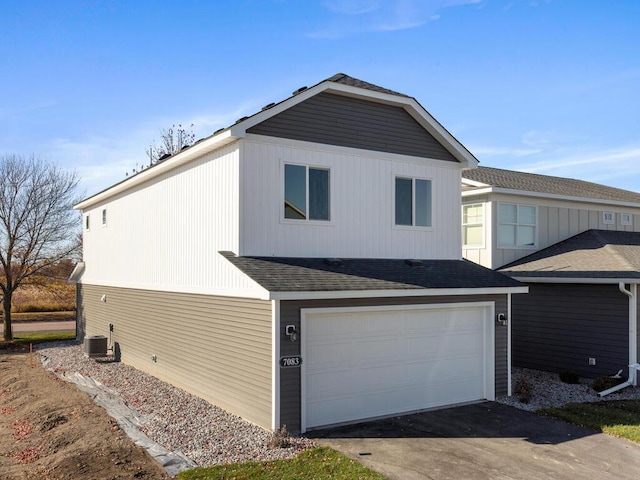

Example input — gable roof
[462,166,640,205]
[76,73,477,210]
[221,251,524,300]
[499,229,640,281]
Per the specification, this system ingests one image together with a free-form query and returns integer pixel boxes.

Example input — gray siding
[78,284,273,429]
[248,92,458,162]
[279,294,507,434]
[512,283,628,378]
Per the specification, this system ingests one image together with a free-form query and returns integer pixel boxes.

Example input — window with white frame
[284,164,330,221]
[395,177,432,227]
[603,211,615,225]
[621,213,632,226]
[462,203,484,247]
[498,203,536,248]
[102,209,107,226]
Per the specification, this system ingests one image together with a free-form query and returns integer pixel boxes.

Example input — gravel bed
[496,367,640,411]
[37,341,314,467]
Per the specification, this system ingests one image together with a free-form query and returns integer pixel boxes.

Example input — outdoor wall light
[496,313,507,326]
[285,324,297,342]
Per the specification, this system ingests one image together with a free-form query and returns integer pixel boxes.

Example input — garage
[301,302,495,431]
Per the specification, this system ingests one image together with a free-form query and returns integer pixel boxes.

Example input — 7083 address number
[280,356,302,368]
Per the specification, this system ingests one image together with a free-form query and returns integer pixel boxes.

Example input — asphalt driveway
[310,402,640,480]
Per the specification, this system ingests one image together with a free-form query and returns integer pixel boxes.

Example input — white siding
[81,143,264,296]
[464,192,640,269]
[240,136,463,259]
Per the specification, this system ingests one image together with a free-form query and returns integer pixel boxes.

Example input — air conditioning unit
[83,335,108,357]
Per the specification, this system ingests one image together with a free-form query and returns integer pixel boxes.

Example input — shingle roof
[463,166,640,204]
[221,252,522,292]
[326,73,410,97]
[499,229,640,279]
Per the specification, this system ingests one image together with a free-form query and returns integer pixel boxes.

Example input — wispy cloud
[308,0,485,39]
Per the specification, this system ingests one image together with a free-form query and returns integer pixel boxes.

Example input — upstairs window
[498,203,536,248]
[621,213,632,226]
[102,209,107,226]
[462,203,484,247]
[85,215,90,230]
[395,177,432,227]
[284,164,330,221]
[603,211,615,225]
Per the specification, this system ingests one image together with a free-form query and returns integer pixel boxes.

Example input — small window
[284,164,330,221]
[498,203,536,248]
[395,177,432,227]
[102,209,107,226]
[85,215,90,230]
[621,213,632,226]
[462,203,484,247]
[603,211,615,225]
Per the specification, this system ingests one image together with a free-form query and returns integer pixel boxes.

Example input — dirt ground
[0,346,171,480]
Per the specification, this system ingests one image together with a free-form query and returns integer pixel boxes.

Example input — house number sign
[280,356,302,368]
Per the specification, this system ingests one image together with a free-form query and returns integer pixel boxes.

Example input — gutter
[599,282,638,397]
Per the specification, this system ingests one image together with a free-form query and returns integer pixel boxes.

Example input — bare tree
[145,123,195,165]
[0,154,80,340]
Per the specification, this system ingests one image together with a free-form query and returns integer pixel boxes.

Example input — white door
[302,303,494,431]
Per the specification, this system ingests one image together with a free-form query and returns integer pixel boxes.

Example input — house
[72,74,525,434]
[461,166,640,381]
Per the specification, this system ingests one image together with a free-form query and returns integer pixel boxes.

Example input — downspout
[599,283,637,397]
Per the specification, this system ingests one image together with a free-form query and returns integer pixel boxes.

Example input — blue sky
[2,0,639,197]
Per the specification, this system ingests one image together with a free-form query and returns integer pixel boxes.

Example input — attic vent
[158,153,171,162]
[83,335,108,358]
[292,86,308,95]
[405,259,424,267]
[324,258,343,267]
[214,128,225,134]
[235,116,249,124]
[262,102,276,111]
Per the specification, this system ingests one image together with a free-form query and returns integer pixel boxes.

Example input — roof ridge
[593,230,639,271]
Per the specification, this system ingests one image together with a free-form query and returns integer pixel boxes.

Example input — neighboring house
[461,166,640,381]
[72,74,525,434]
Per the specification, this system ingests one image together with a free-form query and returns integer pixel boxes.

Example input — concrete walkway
[13,320,75,333]
[311,402,640,480]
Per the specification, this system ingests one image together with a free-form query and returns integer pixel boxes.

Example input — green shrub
[514,377,533,404]
[592,376,626,393]
[559,370,580,384]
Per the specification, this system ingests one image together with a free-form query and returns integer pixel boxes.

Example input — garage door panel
[303,304,493,430]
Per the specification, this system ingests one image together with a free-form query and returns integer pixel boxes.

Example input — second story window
[498,203,536,248]
[102,209,107,226]
[462,203,484,247]
[284,164,330,221]
[85,215,90,230]
[395,177,432,227]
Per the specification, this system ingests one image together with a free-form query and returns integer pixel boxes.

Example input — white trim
[75,131,238,210]
[280,160,333,225]
[271,299,281,430]
[509,276,640,284]
[393,175,434,229]
[300,302,495,433]
[462,186,640,209]
[462,202,485,249]
[68,262,85,284]
[268,286,528,301]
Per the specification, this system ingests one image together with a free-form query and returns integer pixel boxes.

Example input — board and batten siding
[78,284,273,429]
[512,283,629,378]
[277,295,508,434]
[463,195,640,269]
[80,143,262,296]
[247,92,457,162]
[240,136,463,259]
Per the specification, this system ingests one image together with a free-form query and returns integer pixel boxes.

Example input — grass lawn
[178,446,387,480]
[541,400,640,443]
[9,331,76,344]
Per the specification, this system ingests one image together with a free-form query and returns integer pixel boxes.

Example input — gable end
[247,92,457,162]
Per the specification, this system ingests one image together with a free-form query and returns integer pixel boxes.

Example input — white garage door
[302,303,494,431]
